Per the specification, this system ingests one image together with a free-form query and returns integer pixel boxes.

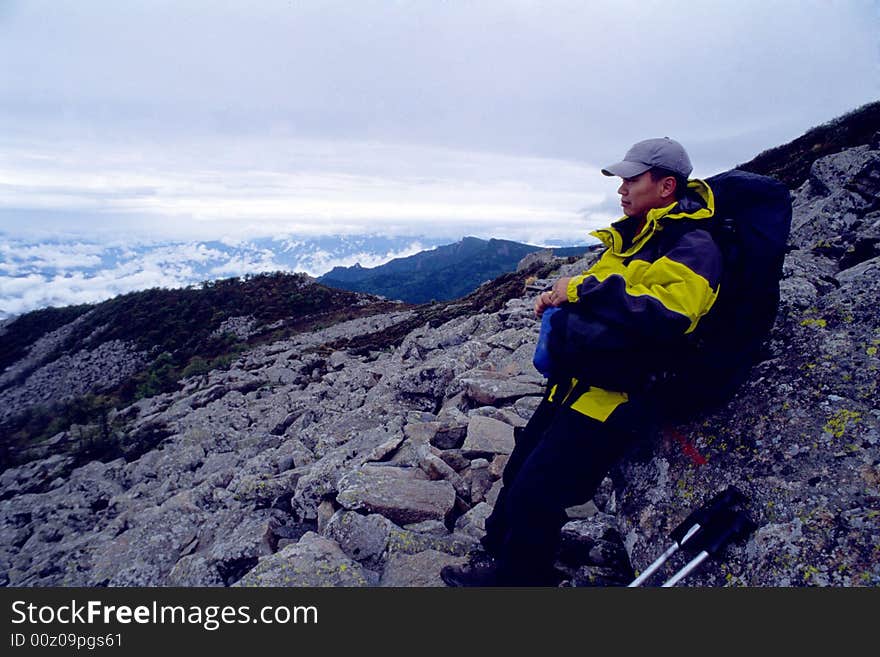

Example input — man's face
[617,171,671,219]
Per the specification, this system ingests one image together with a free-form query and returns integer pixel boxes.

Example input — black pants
[482,379,655,586]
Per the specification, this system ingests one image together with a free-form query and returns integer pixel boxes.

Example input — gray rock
[324,511,392,569]
[565,500,599,519]
[316,500,337,535]
[336,466,456,526]
[329,351,349,370]
[402,520,449,536]
[385,527,478,558]
[467,465,495,504]
[562,514,616,544]
[567,564,633,587]
[365,434,407,463]
[167,555,225,587]
[836,254,880,285]
[489,454,509,478]
[462,374,544,406]
[486,479,503,507]
[203,510,287,584]
[227,470,301,508]
[430,423,467,450]
[514,395,543,419]
[417,449,469,499]
[453,501,493,540]
[437,449,472,473]
[517,248,556,272]
[263,365,298,386]
[233,532,370,587]
[0,311,95,390]
[291,421,401,521]
[0,339,148,425]
[471,406,529,428]
[89,501,204,586]
[486,327,532,352]
[0,455,77,498]
[462,415,515,457]
[403,421,441,445]
[379,550,467,587]
[210,315,258,341]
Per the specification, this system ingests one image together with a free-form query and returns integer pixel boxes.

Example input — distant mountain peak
[317,236,590,304]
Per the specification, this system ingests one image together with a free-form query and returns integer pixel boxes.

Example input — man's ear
[660,176,677,199]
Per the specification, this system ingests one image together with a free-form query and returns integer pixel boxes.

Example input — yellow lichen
[823,409,863,439]
[802,565,820,583]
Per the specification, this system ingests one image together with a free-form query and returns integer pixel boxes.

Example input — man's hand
[534,276,572,317]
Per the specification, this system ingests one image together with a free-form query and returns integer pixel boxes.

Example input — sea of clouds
[0,235,441,319]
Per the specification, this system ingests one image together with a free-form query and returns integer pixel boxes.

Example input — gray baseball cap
[601,137,693,179]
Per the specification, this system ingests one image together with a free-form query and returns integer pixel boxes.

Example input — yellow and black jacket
[546,179,722,415]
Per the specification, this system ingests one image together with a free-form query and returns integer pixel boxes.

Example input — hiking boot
[440,560,502,587]
[466,545,497,567]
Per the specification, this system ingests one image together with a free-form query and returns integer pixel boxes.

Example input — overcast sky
[0,0,877,247]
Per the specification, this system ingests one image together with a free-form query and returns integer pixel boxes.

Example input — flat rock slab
[336,466,456,526]
[463,376,544,405]
[462,415,515,457]
[379,549,467,587]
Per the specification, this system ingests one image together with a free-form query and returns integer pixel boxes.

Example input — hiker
[441,138,725,587]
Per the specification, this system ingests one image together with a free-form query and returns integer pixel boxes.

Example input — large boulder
[233,532,370,587]
[461,415,515,457]
[336,465,456,526]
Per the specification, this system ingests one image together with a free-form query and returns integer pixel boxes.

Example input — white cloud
[1,1,873,166]
[0,242,104,274]
[139,243,226,266]
[208,252,285,278]
[0,273,47,298]
[292,242,428,277]
[0,136,607,243]
[0,240,266,315]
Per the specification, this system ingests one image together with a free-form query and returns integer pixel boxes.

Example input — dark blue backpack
[653,169,793,418]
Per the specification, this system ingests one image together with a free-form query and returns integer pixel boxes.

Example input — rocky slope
[1,122,878,588]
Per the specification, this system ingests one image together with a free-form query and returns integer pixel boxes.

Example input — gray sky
[0,0,877,245]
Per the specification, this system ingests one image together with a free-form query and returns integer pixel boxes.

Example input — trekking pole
[628,523,700,587]
[661,508,756,587]
[628,486,749,587]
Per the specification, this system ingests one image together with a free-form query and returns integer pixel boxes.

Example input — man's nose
[618,181,627,195]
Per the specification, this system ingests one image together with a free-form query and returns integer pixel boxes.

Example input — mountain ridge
[318,236,591,303]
